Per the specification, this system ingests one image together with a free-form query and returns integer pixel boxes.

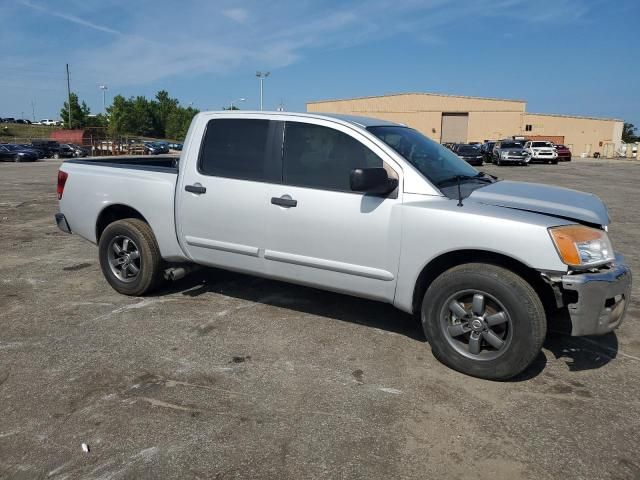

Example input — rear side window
[199,119,276,182]
[282,122,382,191]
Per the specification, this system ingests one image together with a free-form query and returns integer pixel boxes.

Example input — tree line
[60,90,199,141]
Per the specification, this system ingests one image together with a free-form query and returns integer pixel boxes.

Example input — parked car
[492,140,528,165]
[480,141,496,163]
[168,142,183,151]
[554,144,572,161]
[523,141,558,164]
[55,111,632,381]
[18,144,46,158]
[15,119,31,124]
[455,144,484,166]
[31,140,61,158]
[39,119,60,126]
[0,144,39,162]
[144,141,170,155]
[2,117,16,123]
[60,143,89,158]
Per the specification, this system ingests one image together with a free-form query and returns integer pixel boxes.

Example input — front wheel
[98,218,164,296]
[421,263,546,380]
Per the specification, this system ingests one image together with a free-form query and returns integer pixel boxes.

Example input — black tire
[421,263,546,380]
[53,152,60,159]
[98,218,164,296]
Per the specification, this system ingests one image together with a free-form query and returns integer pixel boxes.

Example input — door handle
[185,184,206,194]
[271,196,297,208]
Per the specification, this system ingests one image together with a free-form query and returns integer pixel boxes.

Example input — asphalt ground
[1,158,639,479]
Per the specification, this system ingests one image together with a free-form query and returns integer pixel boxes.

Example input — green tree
[166,106,199,141]
[152,90,179,137]
[60,93,91,129]
[106,95,133,136]
[622,122,638,143]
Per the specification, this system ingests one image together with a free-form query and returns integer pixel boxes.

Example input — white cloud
[10,0,593,93]
[222,8,249,23]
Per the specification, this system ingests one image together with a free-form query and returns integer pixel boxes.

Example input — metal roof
[307,91,528,104]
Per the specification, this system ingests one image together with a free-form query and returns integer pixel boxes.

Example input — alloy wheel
[439,290,513,360]
[107,235,141,282]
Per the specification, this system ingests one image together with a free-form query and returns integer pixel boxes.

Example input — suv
[492,140,527,166]
[480,141,496,163]
[523,141,558,164]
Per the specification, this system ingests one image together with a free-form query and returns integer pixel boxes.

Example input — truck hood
[469,180,610,225]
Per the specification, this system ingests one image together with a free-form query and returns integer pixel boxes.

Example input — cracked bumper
[561,254,632,336]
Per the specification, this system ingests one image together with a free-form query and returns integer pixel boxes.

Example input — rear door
[263,119,402,302]
[177,117,281,275]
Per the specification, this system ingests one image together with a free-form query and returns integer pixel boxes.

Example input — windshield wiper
[435,173,493,187]
[436,173,496,207]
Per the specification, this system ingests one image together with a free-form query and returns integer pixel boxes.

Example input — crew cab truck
[55,112,632,380]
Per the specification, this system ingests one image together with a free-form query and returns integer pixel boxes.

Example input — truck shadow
[155,267,618,380]
[542,308,619,373]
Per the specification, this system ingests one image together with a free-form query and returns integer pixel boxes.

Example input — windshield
[367,126,478,184]
[532,141,551,147]
[457,146,480,154]
[501,142,522,149]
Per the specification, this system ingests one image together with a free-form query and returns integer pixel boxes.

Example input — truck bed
[65,155,179,173]
[59,155,185,261]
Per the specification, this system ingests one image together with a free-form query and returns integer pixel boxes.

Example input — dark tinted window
[500,142,522,148]
[199,119,275,182]
[283,122,382,191]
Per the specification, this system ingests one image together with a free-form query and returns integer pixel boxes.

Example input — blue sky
[2,0,639,125]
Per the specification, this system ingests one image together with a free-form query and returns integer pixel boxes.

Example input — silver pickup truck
[55,112,632,379]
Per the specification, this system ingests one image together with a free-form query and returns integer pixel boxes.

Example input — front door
[264,120,402,302]
[177,118,281,275]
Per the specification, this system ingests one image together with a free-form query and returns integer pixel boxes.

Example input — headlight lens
[549,225,614,268]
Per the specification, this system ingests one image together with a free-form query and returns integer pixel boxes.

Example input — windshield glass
[532,142,551,147]
[367,126,478,184]
[458,146,480,154]
[501,142,522,149]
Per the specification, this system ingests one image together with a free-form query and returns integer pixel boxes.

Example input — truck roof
[198,111,404,130]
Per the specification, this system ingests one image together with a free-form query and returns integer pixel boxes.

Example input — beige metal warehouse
[307,92,623,158]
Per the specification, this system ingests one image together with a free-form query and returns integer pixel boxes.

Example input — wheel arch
[96,204,149,242]
[411,249,555,316]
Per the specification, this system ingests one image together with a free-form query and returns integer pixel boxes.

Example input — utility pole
[256,71,270,110]
[66,64,72,128]
[99,85,108,113]
[30,101,36,122]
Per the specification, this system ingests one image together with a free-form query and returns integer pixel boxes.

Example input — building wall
[307,93,622,157]
[523,114,623,157]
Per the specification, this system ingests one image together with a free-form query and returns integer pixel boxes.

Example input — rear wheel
[421,263,546,380]
[98,218,164,296]
[53,152,60,159]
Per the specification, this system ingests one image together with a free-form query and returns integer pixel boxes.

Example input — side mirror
[350,167,398,195]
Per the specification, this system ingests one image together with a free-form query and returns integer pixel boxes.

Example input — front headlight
[549,225,614,268]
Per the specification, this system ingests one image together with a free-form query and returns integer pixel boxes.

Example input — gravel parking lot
[1,158,639,479]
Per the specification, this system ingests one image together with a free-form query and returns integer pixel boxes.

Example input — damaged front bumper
[560,254,632,336]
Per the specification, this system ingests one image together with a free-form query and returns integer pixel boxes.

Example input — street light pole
[230,97,246,110]
[255,71,270,110]
[99,85,108,113]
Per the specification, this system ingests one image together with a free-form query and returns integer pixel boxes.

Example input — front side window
[368,126,477,185]
[283,122,383,191]
[199,119,275,182]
